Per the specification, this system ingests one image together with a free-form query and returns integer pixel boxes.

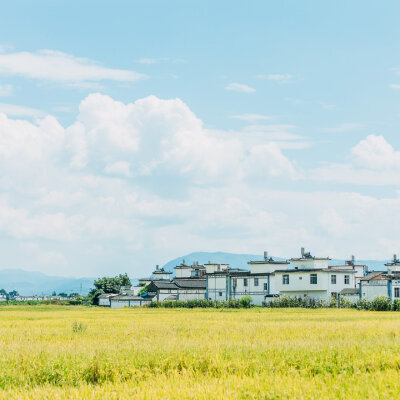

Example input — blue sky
[0,1,400,277]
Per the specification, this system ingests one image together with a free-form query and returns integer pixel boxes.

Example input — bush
[146,298,249,309]
[238,296,252,308]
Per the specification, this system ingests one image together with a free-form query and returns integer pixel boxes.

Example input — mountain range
[0,252,389,296]
[0,269,94,296]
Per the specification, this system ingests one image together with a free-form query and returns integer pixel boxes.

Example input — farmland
[0,307,400,399]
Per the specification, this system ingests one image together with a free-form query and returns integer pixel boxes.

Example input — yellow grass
[0,306,400,399]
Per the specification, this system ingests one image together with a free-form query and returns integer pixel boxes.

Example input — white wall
[361,281,388,299]
[206,274,271,305]
[175,268,191,278]
[275,270,355,302]
[205,264,228,274]
[290,259,329,270]
[178,290,206,301]
[98,297,111,306]
[249,262,286,274]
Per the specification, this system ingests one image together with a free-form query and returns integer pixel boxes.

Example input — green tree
[8,290,19,298]
[88,273,131,305]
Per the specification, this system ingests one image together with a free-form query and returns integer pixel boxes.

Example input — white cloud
[5,93,400,276]
[255,74,293,82]
[244,143,300,179]
[225,83,255,93]
[0,50,146,84]
[323,123,363,133]
[230,114,274,122]
[0,113,64,163]
[137,57,185,64]
[313,135,400,186]
[104,161,132,177]
[351,135,400,170]
[389,84,400,90]
[0,103,44,117]
[0,84,12,96]
[137,58,157,64]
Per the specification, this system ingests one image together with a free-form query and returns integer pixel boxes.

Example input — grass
[0,306,399,399]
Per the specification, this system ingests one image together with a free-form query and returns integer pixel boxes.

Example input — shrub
[238,296,252,308]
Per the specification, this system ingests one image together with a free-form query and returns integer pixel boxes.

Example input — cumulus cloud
[351,135,400,170]
[313,134,400,185]
[0,50,146,84]
[225,83,255,93]
[1,93,398,276]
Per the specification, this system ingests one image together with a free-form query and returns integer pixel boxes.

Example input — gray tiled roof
[360,271,384,281]
[173,279,206,289]
[151,281,179,290]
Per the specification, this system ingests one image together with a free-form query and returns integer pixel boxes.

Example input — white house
[274,248,356,302]
[359,256,400,301]
[205,252,289,306]
[339,288,360,303]
[328,256,368,287]
[98,293,117,306]
[152,265,173,280]
[174,261,206,278]
[174,279,206,301]
[110,295,153,309]
[145,279,206,302]
[146,281,179,301]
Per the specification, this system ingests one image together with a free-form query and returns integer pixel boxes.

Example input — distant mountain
[0,253,389,296]
[0,269,94,296]
[162,251,388,273]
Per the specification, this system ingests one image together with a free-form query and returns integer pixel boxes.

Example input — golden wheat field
[0,306,400,399]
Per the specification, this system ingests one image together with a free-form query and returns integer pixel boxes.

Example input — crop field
[0,307,400,399]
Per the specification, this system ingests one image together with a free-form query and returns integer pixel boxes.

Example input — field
[0,307,400,399]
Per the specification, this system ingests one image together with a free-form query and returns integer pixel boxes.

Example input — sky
[0,1,400,277]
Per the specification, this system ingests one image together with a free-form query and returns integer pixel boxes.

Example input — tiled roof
[173,279,206,289]
[360,271,384,281]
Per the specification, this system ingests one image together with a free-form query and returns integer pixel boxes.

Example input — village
[97,248,400,308]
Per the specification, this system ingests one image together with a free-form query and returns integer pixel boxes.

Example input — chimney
[351,255,355,264]
[264,251,268,261]
[301,247,305,257]
[394,254,398,263]
[156,264,159,270]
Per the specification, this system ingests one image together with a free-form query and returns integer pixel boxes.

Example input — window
[344,275,350,285]
[218,291,223,297]
[264,283,268,291]
[283,274,289,285]
[243,278,248,287]
[254,278,259,286]
[331,292,338,299]
[310,274,317,284]
[395,288,400,298]
[331,275,336,284]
